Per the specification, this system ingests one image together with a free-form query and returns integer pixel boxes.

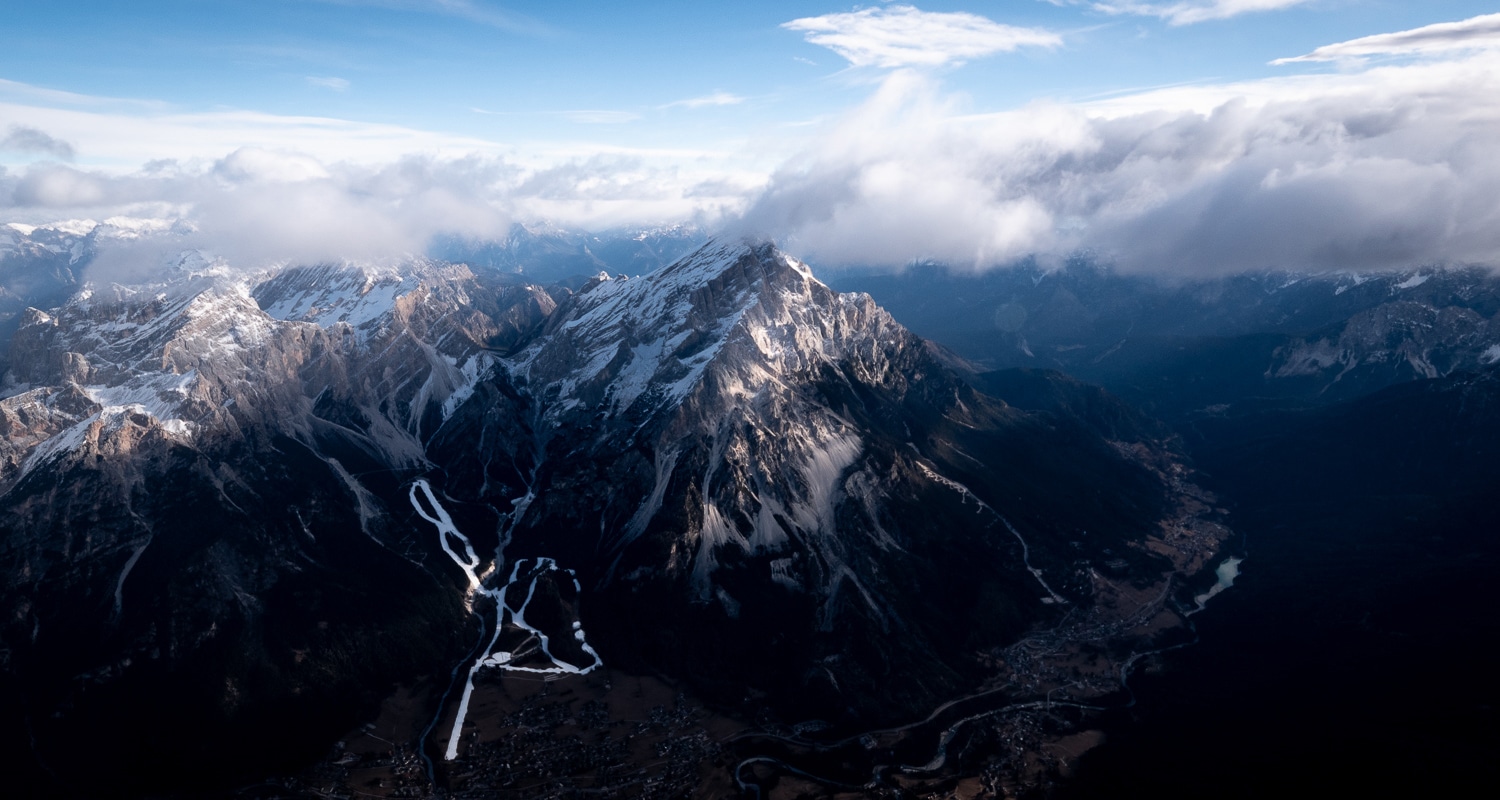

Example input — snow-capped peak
[512,238,825,422]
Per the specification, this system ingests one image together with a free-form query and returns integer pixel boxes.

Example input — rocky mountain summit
[0,237,1225,795]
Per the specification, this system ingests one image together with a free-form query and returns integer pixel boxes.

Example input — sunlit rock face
[0,237,1189,792]
[470,241,1177,722]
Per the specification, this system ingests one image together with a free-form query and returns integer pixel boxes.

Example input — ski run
[408,478,602,762]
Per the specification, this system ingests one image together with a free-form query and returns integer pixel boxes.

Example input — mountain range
[4,218,1496,798]
[0,225,1222,797]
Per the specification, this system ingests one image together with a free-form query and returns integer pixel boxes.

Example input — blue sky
[4,2,1500,272]
[3,1,1493,151]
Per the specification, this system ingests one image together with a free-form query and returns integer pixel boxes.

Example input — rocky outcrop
[1269,300,1500,400]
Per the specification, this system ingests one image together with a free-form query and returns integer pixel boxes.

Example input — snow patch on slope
[254,263,409,333]
[84,372,197,426]
[441,353,493,421]
[512,240,776,423]
[1394,273,1430,290]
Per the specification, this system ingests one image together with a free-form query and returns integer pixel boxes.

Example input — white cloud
[661,92,745,110]
[214,147,331,183]
[0,115,763,269]
[1091,0,1312,26]
[782,5,1061,68]
[739,52,1500,274]
[1,146,759,270]
[0,79,764,269]
[306,76,351,91]
[1273,13,1500,64]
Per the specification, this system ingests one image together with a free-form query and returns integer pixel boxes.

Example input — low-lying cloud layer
[738,48,1500,273]
[1,146,757,269]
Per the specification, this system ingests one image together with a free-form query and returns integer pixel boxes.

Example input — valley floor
[266,477,1234,800]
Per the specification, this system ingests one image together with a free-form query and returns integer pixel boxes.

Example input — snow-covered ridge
[517,241,758,416]
[0,217,189,262]
[0,246,528,488]
[0,216,181,240]
[0,276,292,483]
[252,261,412,331]
[500,238,939,612]
[513,238,842,424]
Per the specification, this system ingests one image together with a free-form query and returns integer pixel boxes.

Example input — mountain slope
[0,238,1223,794]
[0,255,492,794]
[431,241,1197,722]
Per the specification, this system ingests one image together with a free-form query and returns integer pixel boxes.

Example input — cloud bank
[740,50,1500,274]
[1,146,756,269]
[782,5,1061,68]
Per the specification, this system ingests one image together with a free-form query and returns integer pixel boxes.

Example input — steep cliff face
[0,238,1202,792]
[424,242,1181,719]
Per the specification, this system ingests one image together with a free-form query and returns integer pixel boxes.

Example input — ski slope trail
[408,479,602,762]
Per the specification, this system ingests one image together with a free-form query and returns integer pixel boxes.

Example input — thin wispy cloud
[0,77,166,111]
[306,76,351,91]
[1,126,76,160]
[1089,0,1312,26]
[312,0,554,37]
[782,5,1061,68]
[0,78,506,169]
[660,92,745,110]
[469,107,645,124]
[562,110,640,124]
[1273,13,1500,64]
